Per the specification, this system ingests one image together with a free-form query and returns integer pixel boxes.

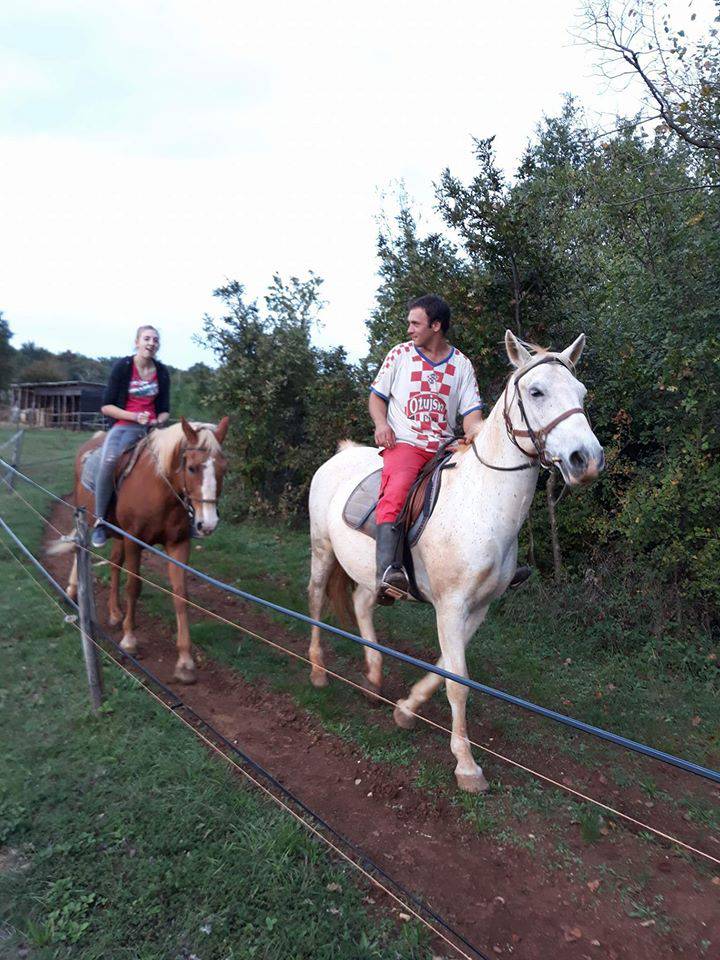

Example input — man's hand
[374,424,396,449]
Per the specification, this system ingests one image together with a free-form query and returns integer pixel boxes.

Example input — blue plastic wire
[2,456,719,786]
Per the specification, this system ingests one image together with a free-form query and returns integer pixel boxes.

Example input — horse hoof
[359,677,382,705]
[456,770,490,794]
[108,613,122,628]
[120,636,138,655]
[310,669,328,688]
[174,665,197,685]
[393,704,416,730]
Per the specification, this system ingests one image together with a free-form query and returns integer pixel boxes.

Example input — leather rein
[472,356,586,473]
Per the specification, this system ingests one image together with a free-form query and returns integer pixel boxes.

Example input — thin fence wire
[0,523,487,960]
[1,480,719,868]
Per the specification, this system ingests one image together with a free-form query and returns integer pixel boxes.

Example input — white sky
[0,0,686,368]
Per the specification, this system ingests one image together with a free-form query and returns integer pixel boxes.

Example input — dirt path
[44,503,720,960]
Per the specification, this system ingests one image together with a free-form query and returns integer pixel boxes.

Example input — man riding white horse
[369,295,528,603]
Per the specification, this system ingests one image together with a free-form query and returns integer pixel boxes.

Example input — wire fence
[5,450,717,787]
[2,436,720,956]
[0,506,488,960]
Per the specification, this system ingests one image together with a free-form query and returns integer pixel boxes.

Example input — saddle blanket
[80,438,145,494]
[80,446,104,493]
[342,453,453,547]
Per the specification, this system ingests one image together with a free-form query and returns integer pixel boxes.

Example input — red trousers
[376,442,436,524]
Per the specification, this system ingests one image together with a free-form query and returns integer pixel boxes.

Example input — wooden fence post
[75,507,103,712]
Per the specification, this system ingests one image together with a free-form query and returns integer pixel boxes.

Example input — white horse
[307,330,604,793]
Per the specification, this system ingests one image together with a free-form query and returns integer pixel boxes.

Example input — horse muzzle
[556,444,605,486]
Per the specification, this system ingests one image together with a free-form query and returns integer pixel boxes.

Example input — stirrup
[377,566,411,603]
[90,520,108,548]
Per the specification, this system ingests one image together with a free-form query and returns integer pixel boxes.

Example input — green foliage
[369,93,720,630]
[0,312,14,394]
[201,274,366,520]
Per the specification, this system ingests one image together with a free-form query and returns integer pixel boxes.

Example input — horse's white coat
[307,332,604,792]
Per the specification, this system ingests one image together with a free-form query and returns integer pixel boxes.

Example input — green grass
[2,426,717,952]
[0,427,430,959]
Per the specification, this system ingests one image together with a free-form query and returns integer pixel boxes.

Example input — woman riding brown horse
[64,416,229,683]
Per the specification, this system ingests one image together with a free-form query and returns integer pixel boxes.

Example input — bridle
[472,356,587,473]
[144,434,220,534]
[176,444,220,532]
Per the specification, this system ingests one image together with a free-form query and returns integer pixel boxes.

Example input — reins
[472,356,587,473]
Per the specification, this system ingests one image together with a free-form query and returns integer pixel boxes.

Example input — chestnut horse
[60,417,229,683]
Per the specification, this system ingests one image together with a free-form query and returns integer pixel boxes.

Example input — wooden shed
[10,381,106,430]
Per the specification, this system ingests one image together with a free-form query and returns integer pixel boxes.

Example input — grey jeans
[94,423,147,521]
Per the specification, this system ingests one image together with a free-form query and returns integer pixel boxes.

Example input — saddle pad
[342,468,382,538]
[80,446,103,493]
[342,456,452,548]
[80,437,146,495]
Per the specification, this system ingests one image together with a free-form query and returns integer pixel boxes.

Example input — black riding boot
[376,522,409,605]
[508,564,532,588]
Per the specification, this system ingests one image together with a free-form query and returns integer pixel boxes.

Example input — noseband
[473,356,587,472]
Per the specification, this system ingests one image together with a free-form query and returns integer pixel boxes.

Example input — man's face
[406,307,439,349]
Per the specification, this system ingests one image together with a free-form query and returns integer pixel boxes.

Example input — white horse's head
[504,330,604,486]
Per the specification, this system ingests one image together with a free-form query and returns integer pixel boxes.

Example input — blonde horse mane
[147,422,222,477]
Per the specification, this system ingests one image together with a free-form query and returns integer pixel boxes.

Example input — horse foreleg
[352,584,383,702]
[108,538,125,627]
[166,541,195,684]
[435,598,490,794]
[66,554,78,602]
[120,539,142,655]
[307,541,335,687]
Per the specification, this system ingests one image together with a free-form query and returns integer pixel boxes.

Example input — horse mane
[147,422,221,477]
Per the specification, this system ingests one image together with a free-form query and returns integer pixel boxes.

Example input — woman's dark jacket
[102,356,171,426]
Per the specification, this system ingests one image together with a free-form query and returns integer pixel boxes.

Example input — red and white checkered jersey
[370,342,482,452]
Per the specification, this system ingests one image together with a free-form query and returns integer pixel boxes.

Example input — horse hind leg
[307,540,340,687]
[393,655,446,730]
[352,584,383,703]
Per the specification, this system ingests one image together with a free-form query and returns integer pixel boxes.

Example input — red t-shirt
[123,361,158,420]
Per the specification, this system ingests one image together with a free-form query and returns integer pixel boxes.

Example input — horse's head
[179,416,230,536]
[504,331,604,486]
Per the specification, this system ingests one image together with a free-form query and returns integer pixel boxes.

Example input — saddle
[342,441,458,601]
[80,436,148,495]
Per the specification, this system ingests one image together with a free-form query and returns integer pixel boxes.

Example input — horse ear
[559,333,586,368]
[214,416,229,445]
[181,417,199,445]
[505,330,531,368]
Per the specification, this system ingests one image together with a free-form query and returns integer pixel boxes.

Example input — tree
[0,312,14,395]
[580,0,720,173]
[202,274,365,519]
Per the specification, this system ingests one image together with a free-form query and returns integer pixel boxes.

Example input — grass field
[0,427,430,960]
[2,426,718,957]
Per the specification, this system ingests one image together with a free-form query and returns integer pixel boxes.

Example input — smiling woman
[91,325,171,548]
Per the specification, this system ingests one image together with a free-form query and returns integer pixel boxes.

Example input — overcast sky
[0,0,675,368]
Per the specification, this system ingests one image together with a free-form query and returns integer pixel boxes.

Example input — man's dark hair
[407,294,451,334]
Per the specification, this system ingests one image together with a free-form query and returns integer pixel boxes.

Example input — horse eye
[530,388,544,398]
[187,465,197,474]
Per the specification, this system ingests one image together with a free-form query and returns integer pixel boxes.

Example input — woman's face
[135,327,160,360]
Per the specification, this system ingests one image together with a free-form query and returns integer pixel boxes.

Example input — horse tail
[325,557,355,628]
[46,533,76,556]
